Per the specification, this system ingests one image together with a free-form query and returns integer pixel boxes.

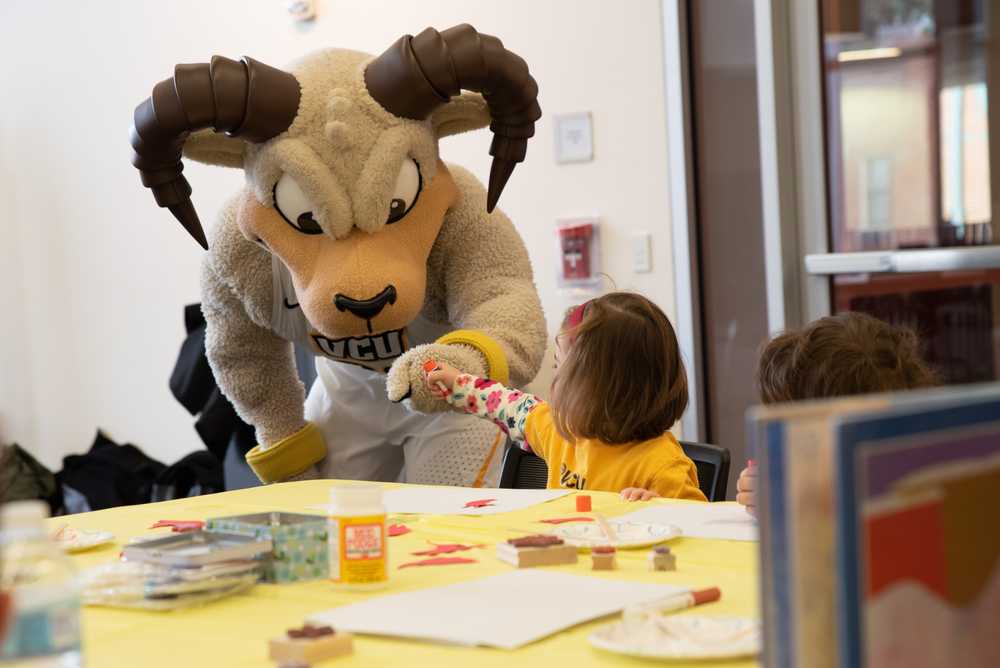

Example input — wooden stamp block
[269,625,354,664]
[648,545,676,571]
[591,545,616,570]
[496,535,578,567]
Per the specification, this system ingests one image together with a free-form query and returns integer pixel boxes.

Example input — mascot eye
[273,174,323,235]
[386,159,422,225]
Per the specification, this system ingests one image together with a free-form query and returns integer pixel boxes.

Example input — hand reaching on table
[620,487,660,502]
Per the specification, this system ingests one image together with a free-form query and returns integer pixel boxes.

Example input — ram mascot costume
[129,25,546,486]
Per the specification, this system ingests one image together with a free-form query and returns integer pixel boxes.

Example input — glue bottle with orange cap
[327,484,388,591]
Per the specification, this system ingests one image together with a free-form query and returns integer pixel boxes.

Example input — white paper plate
[53,527,116,553]
[552,521,681,549]
[589,615,761,660]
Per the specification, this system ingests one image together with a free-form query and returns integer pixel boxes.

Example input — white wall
[0,0,677,469]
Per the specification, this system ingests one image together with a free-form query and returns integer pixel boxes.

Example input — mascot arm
[201,260,325,483]
[387,174,546,411]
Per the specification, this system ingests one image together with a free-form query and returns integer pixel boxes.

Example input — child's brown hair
[551,292,688,443]
[757,312,938,404]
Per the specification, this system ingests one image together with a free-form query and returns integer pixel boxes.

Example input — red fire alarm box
[556,218,601,289]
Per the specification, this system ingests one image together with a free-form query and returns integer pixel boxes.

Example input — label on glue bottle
[328,514,387,586]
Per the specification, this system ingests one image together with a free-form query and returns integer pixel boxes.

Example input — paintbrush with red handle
[423,359,451,397]
[626,587,722,619]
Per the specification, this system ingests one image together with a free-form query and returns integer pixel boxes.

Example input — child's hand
[736,461,757,517]
[423,360,461,399]
[620,487,660,502]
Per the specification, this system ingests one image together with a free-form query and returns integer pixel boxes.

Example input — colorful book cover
[835,391,1000,668]
[749,397,885,668]
[750,417,787,668]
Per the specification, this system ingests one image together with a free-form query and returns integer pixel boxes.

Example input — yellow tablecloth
[55,481,759,667]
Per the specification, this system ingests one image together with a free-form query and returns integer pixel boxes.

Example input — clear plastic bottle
[0,501,83,667]
[327,484,388,591]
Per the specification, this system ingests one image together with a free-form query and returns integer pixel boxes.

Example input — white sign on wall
[554,112,594,164]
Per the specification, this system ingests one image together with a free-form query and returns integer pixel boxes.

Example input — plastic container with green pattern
[205,512,328,583]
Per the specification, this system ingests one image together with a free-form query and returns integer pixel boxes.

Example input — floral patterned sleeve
[446,374,542,450]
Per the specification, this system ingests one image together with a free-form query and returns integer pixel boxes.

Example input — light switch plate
[554,112,594,164]
[632,232,652,273]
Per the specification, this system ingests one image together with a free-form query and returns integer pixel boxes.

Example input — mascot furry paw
[130,25,546,486]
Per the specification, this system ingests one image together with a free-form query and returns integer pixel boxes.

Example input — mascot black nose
[334,285,398,322]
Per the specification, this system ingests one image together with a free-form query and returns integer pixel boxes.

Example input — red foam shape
[150,520,204,533]
[576,495,592,512]
[539,517,595,525]
[411,542,485,556]
[388,524,411,537]
[464,498,496,508]
[422,359,439,373]
[398,557,478,569]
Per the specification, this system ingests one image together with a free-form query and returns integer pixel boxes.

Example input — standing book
[834,387,1000,668]
[751,384,1000,668]
[749,397,884,668]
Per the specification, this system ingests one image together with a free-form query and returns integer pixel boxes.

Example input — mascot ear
[430,92,491,139]
[182,129,247,168]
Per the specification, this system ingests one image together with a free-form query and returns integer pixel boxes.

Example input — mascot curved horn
[365,24,542,213]
[129,56,301,249]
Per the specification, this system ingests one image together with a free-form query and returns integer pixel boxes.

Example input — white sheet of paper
[307,570,688,649]
[615,501,758,542]
[307,485,571,516]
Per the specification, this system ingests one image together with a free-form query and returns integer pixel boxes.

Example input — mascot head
[129,25,540,341]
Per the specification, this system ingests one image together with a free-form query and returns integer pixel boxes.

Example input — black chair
[499,439,730,501]
[679,440,730,502]
[498,444,548,489]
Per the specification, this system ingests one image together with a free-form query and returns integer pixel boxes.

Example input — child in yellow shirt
[425,292,706,502]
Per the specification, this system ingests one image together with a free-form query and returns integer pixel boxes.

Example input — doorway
[663,0,1000,499]
[663,0,771,496]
